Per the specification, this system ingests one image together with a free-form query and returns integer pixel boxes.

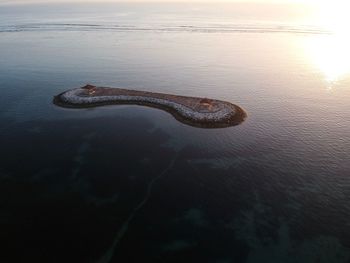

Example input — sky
[0,0,348,12]
[0,0,319,4]
[0,0,292,7]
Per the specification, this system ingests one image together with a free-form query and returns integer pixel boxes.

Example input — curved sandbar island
[54,85,247,128]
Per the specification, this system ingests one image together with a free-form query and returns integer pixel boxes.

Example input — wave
[0,22,330,35]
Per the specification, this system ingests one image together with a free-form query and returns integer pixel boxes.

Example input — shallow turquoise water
[0,3,350,263]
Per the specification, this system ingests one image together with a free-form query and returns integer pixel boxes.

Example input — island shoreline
[53,85,247,128]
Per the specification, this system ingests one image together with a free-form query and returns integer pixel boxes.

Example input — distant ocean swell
[0,23,330,34]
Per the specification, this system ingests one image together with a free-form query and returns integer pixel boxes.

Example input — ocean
[0,2,350,262]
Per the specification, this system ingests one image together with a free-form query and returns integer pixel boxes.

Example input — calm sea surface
[1,3,350,262]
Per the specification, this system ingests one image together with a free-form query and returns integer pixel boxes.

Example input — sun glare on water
[304,0,350,89]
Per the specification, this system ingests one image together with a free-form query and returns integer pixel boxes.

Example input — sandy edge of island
[53,85,247,128]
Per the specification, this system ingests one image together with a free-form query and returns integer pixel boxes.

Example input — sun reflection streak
[305,34,350,87]
[303,0,350,89]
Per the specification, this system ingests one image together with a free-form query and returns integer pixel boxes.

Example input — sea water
[0,3,350,262]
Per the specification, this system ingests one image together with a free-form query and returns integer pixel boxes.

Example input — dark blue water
[1,3,350,263]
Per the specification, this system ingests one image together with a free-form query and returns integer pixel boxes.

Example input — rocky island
[54,85,247,128]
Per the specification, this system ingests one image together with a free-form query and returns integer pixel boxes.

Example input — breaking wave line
[0,22,330,35]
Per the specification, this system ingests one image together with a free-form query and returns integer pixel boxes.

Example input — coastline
[53,85,247,128]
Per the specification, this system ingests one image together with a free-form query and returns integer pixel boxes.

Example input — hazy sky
[0,0,345,8]
[0,0,316,3]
